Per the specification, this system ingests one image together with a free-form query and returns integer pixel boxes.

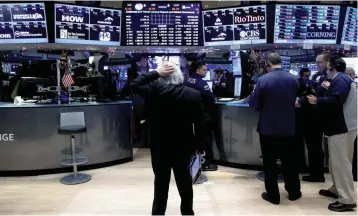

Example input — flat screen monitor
[274,5,340,44]
[123,2,202,46]
[234,77,242,97]
[203,5,266,46]
[148,56,180,72]
[0,3,48,44]
[207,81,213,91]
[55,3,122,46]
[206,63,233,79]
[341,7,357,46]
[109,64,130,80]
[232,56,242,75]
[281,56,291,72]
[203,70,211,80]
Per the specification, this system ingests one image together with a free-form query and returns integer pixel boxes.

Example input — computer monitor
[207,81,213,91]
[234,77,242,97]
[18,77,56,99]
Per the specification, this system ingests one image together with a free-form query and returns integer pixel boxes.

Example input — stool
[58,111,91,185]
[256,156,284,182]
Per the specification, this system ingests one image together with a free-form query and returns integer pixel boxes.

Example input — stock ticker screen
[341,7,357,46]
[123,2,202,46]
[0,3,48,43]
[55,3,121,46]
[274,5,340,44]
[203,5,266,46]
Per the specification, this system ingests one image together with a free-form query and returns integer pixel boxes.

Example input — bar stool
[58,111,91,185]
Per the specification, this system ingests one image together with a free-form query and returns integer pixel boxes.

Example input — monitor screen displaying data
[123,2,202,46]
[0,3,48,44]
[274,5,340,44]
[341,7,357,46]
[55,3,121,46]
[203,5,266,46]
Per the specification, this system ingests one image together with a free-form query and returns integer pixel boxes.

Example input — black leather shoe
[319,189,338,199]
[302,176,325,182]
[328,201,357,212]
[261,192,280,205]
[202,164,218,171]
[288,192,302,201]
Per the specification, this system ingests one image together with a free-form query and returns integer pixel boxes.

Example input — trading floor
[0,148,355,215]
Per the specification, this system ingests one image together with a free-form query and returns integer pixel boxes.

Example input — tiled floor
[0,148,356,215]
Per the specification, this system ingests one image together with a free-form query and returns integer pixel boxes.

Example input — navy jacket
[249,68,299,136]
[186,74,216,120]
[316,72,356,136]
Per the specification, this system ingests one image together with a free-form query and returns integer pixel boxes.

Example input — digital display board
[55,3,121,46]
[0,3,48,44]
[123,2,202,46]
[203,5,266,46]
[274,5,340,44]
[341,7,357,46]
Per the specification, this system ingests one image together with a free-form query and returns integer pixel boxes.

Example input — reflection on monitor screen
[109,64,130,81]
[148,56,180,72]
[234,77,242,97]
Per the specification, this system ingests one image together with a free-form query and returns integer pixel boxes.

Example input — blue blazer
[249,68,299,136]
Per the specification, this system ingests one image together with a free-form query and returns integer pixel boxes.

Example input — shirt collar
[191,73,203,80]
[271,68,282,72]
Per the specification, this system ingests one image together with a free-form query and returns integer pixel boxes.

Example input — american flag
[62,72,75,88]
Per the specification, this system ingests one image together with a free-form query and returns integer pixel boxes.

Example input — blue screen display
[0,3,48,44]
[55,3,121,46]
[123,2,202,46]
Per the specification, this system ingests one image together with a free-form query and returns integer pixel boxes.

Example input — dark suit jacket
[130,72,206,158]
[249,68,299,136]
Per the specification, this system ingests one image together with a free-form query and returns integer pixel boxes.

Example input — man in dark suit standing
[130,61,206,215]
[249,53,302,205]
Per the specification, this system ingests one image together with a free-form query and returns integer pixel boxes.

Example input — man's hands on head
[157,62,175,77]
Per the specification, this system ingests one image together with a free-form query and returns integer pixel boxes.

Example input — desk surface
[0,101,131,108]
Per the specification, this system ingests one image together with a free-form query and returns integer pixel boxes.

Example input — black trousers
[259,134,301,202]
[303,130,325,179]
[204,115,226,163]
[151,155,194,215]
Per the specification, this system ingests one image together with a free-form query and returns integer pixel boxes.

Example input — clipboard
[190,155,202,184]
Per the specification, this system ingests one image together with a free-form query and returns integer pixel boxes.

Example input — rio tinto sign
[235,15,265,24]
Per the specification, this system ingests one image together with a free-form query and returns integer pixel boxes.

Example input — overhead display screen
[203,5,267,46]
[274,5,340,44]
[123,2,202,46]
[55,3,121,46]
[341,7,357,46]
[0,3,48,44]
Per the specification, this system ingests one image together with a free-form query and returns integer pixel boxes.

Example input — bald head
[158,61,184,85]
[345,67,356,79]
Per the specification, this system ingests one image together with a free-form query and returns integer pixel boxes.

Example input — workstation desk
[0,101,133,176]
[213,102,263,169]
[213,102,331,172]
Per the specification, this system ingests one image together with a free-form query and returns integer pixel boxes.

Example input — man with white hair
[345,67,357,86]
[130,61,206,215]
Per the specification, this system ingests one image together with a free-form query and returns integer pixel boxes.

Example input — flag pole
[67,58,72,104]
[56,59,61,105]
